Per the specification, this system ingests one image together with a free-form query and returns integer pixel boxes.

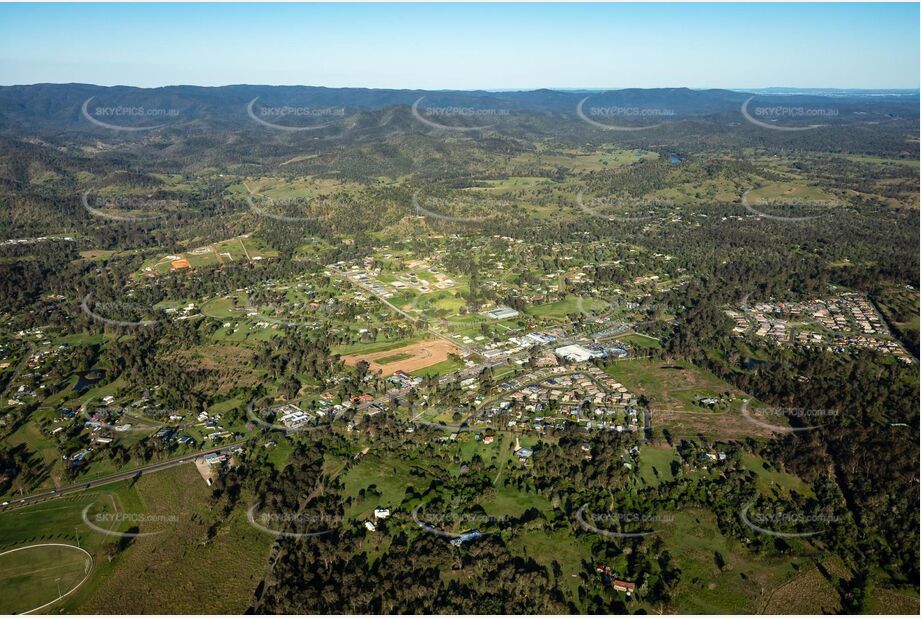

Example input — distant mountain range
[0,84,916,135]
[737,87,919,97]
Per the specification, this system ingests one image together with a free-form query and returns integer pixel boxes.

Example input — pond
[75,369,105,392]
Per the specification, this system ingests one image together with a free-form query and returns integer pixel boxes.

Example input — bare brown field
[173,345,261,391]
[868,588,920,614]
[652,409,776,440]
[341,339,459,376]
[761,565,842,614]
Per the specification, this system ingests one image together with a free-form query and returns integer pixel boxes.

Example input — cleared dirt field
[651,409,776,440]
[761,565,842,614]
[341,339,459,376]
[605,359,773,440]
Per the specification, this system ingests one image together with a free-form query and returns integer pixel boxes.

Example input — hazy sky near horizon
[0,2,918,89]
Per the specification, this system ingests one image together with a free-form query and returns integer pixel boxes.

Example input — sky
[0,2,918,90]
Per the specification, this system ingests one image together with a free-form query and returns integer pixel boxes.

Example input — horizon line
[2,82,920,93]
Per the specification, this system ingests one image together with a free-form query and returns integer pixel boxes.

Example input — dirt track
[341,339,459,376]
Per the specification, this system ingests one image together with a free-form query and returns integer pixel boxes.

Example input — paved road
[0,442,244,512]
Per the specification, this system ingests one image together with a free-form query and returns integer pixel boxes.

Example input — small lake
[75,369,105,392]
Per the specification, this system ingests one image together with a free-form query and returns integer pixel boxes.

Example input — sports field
[0,544,92,614]
[340,339,460,376]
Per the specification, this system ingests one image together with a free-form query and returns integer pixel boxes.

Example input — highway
[0,442,244,512]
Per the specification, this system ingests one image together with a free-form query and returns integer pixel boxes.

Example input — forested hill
[0,83,917,135]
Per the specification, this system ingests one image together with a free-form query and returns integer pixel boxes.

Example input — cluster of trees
[664,283,919,587]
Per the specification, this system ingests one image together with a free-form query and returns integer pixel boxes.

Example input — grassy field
[201,295,247,319]
[604,358,746,411]
[604,358,770,439]
[0,487,135,551]
[139,236,274,276]
[865,586,921,614]
[69,465,273,613]
[479,487,551,519]
[0,544,91,614]
[237,175,348,200]
[0,479,150,613]
[507,527,593,605]
[619,332,662,349]
[874,286,920,342]
[645,176,740,205]
[528,295,608,319]
[741,452,813,498]
[342,455,426,520]
[760,565,843,614]
[332,336,422,356]
[747,182,833,202]
[510,148,658,173]
[409,356,466,378]
[5,418,60,482]
[0,461,274,614]
[832,153,921,168]
[375,352,414,365]
[659,508,802,613]
[638,445,678,486]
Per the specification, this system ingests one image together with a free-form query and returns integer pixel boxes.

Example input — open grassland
[409,356,466,378]
[510,148,658,173]
[201,295,247,319]
[874,286,920,340]
[831,153,920,168]
[70,465,273,613]
[866,586,921,614]
[0,481,147,614]
[507,527,594,605]
[660,508,802,613]
[618,332,662,349]
[342,454,427,520]
[528,295,608,319]
[638,445,678,486]
[237,175,348,200]
[740,452,813,498]
[645,176,740,205]
[333,335,423,356]
[463,176,553,194]
[5,418,60,483]
[760,565,842,614]
[0,486,139,551]
[604,358,771,439]
[375,352,414,365]
[746,182,838,208]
